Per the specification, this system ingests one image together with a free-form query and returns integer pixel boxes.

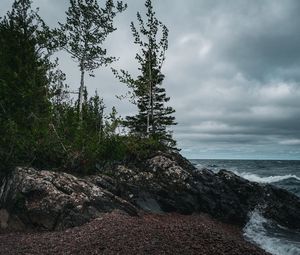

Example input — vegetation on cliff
[0,0,177,177]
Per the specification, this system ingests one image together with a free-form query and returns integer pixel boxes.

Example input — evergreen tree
[0,0,53,126]
[83,90,105,141]
[57,0,127,123]
[0,0,59,173]
[113,0,177,149]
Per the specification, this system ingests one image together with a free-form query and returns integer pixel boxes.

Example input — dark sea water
[190,159,300,255]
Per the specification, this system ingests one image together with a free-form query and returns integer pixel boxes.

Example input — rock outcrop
[89,152,300,230]
[0,167,137,231]
[1,152,300,231]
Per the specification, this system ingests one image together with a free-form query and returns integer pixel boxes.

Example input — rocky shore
[0,152,299,254]
[0,211,269,255]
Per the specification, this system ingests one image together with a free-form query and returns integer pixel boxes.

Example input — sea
[190,159,300,255]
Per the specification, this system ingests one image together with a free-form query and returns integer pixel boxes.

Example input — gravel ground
[0,211,269,255]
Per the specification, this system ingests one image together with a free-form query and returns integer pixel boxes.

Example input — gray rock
[0,167,137,231]
[1,151,299,232]
[92,152,300,230]
[0,209,9,229]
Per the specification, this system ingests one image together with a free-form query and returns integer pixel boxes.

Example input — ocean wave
[195,163,204,169]
[243,210,300,255]
[233,171,300,184]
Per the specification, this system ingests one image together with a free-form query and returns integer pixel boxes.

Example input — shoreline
[1,152,299,255]
[0,211,269,255]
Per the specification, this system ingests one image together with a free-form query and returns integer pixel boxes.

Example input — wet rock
[94,152,300,230]
[1,152,299,232]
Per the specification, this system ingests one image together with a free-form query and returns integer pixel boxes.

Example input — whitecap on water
[243,210,300,255]
[232,171,300,184]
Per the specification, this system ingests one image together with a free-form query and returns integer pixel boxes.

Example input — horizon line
[187,158,300,161]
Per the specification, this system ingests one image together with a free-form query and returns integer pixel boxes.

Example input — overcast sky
[1,0,300,160]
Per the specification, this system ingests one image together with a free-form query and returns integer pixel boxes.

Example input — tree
[0,0,59,173]
[0,0,54,125]
[57,0,127,123]
[113,0,177,149]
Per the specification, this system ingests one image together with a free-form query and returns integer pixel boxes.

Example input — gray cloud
[1,0,300,159]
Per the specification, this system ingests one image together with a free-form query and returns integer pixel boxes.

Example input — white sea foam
[195,163,300,184]
[233,171,300,184]
[195,163,205,169]
[244,210,300,255]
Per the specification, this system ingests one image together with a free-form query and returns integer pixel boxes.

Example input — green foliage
[121,135,167,161]
[0,0,178,177]
[56,0,127,123]
[58,0,127,74]
[113,0,177,150]
[0,0,59,176]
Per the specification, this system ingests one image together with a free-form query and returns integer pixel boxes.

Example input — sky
[1,0,300,160]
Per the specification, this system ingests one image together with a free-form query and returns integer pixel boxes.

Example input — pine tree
[0,0,58,173]
[113,0,177,149]
[57,0,127,123]
[0,0,53,128]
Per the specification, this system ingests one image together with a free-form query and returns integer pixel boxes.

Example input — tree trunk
[150,80,154,134]
[147,49,154,137]
[78,63,85,125]
[147,84,151,137]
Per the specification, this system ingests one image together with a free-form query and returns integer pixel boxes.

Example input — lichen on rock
[1,152,300,232]
[0,167,137,231]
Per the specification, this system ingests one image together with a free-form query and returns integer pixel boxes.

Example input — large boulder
[0,167,137,231]
[90,152,300,230]
[1,152,299,232]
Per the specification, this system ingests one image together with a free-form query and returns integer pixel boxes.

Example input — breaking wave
[193,159,300,254]
[243,210,300,255]
[232,171,300,184]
